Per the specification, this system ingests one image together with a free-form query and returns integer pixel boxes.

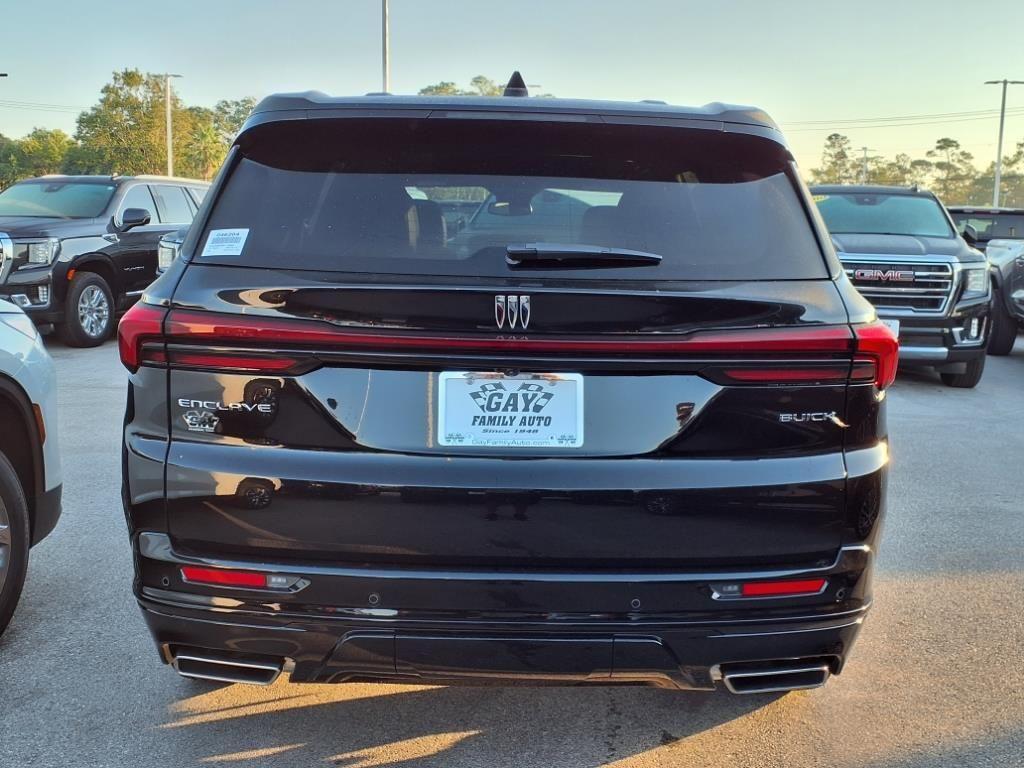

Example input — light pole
[381,0,390,92]
[163,73,182,177]
[985,79,1024,207]
[859,146,875,184]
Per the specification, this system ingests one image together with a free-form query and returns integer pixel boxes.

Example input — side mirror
[962,224,979,244]
[118,207,151,232]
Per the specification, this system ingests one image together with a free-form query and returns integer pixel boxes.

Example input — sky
[1,0,1023,172]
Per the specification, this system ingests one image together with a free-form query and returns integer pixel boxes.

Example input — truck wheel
[940,354,986,388]
[987,298,1017,356]
[0,452,30,637]
[58,273,114,347]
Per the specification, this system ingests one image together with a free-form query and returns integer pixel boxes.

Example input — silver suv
[0,298,62,636]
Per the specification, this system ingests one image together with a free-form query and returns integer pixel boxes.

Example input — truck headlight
[963,268,988,298]
[158,240,180,271]
[26,238,59,265]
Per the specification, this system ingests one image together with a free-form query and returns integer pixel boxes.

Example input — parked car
[947,206,1024,355]
[0,175,209,347]
[119,83,895,695]
[0,298,62,637]
[812,185,989,387]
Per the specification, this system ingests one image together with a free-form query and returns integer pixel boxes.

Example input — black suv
[119,85,895,695]
[0,175,209,346]
[812,186,990,387]
[947,206,1024,355]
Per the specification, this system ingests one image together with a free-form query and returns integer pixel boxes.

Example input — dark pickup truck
[0,175,208,346]
[947,206,1024,355]
[813,186,990,387]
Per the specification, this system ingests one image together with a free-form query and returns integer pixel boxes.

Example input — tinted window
[119,185,156,222]
[0,181,116,218]
[188,186,208,205]
[814,193,953,237]
[152,185,194,223]
[198,119,827,281]
[949,212,1024,241]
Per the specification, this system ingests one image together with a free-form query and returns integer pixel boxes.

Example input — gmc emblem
[854,268,915,282]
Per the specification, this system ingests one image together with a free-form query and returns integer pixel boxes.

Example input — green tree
[810,133,856,184]
[418,76,509,97]
[184,120,223,181]
[0,133,21,189]
[468,76,502,96]
[212,97,256,143]
[16,128,74,177]
[926,138,976,204]
[418,81,463,96]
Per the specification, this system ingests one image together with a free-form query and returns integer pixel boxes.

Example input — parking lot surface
[1,336,1022,768]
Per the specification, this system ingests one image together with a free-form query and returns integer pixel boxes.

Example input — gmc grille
[842,260,955,314]
[0,233,13,285]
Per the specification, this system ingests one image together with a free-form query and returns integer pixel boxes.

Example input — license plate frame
[438,371,584,448]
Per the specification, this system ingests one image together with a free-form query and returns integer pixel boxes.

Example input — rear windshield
[196,118,827,281]
[814,192,953,238]
[949,211,1024,241]
[0,181,116,218]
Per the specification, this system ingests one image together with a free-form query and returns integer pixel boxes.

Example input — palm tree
[185,122,224,181]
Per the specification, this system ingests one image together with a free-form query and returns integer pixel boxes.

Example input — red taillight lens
[163,350,307,374]
[118,302,168,372]
[854,321,900,390]
[740,578,827,597]
[180,566,269,588]
[162,310,855,355]
[721,366,851,384]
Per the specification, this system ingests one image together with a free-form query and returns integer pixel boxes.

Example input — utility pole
[985,79,1024,207]
[859,147,875,184]
[381,0,390,92]
[163,73,182,177]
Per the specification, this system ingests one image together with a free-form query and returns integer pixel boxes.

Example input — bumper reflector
[181,566,268,588]
[740,578,827,597]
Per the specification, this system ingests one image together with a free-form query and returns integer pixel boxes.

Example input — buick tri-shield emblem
[495,295,531,329]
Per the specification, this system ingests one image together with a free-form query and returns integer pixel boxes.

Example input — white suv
[0,298,61,636]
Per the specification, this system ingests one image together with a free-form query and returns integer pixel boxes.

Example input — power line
[786,105,1024,126]
[785,110,1024,132]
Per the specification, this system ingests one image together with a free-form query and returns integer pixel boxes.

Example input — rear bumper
[135,534,872,690]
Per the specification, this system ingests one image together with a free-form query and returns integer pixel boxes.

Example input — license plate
[438,372,584,448]
[881,318,900,338]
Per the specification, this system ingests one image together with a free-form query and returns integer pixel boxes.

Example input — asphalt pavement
[1,335,1022,767]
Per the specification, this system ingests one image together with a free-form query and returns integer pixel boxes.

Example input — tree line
[0,72,515,190]
[9,72,1017,208]
[809,132,1024,207]
[0,69,255,188]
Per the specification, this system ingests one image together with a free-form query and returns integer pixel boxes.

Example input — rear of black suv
[120,93,895,694]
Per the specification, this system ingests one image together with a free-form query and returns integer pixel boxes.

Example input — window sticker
[201,228,249,257]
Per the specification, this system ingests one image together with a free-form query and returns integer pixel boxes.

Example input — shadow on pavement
[164,680,789,767]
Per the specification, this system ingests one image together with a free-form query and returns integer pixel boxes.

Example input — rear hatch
[149,113,871,569]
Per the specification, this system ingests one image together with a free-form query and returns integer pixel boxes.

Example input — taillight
[854,321,900,390]
[118,302,167,372]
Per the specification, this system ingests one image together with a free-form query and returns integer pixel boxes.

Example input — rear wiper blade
[506,242,663,268]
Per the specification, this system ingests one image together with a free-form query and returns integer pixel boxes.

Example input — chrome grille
[0,233,13,285]
[842,259,955,314]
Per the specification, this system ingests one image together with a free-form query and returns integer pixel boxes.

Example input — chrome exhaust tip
[721,662,831,695]
[171,650,283,686]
